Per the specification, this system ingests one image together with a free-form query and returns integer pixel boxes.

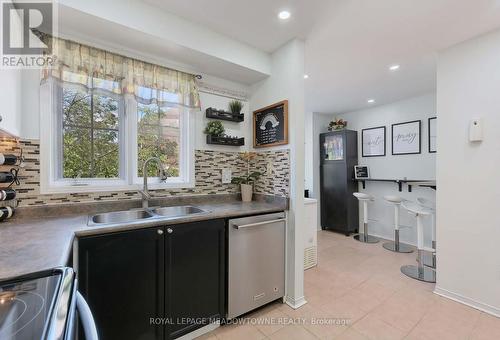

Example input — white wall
[250,39,306,309]
[306,95,437,243]
[0,70,22,137]
[196,75,250,152]
[336,94,437,244]
[339,94,436,179]
[435,29,500,317]
[308,112,335,230]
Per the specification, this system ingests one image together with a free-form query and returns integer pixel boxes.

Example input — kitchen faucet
[138,157,168,209]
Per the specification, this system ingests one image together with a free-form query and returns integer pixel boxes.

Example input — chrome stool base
[354,234,379,243]
[423,252,436,269]
[401,265,436,283]
[383,241,414,253]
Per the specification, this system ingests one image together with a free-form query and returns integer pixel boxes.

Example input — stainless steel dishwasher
[228,212,286,319]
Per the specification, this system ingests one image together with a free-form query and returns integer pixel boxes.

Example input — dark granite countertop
[0,194,287,281]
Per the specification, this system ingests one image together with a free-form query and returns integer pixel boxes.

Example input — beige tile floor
[199,230,500,340]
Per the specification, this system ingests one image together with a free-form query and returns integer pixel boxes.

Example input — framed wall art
[428,117,437,153]
[361,126,386,157]
[253,100,288,148]
[391,120,421,155]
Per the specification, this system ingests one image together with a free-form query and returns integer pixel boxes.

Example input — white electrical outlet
[221,169,232,184]
[266,161,274,176]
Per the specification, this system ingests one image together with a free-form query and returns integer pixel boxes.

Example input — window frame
[40,77,195,194]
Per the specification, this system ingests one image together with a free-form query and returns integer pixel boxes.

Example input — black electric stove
[0,268,76,340]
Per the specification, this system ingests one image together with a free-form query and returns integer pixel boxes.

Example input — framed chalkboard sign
[253,100,288,148]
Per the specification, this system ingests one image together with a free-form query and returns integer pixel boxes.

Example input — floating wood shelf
[206,108,244,122]
[206,135,245,146]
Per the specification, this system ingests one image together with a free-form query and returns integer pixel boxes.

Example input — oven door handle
[76,291,99,340]
[232,218,286,229]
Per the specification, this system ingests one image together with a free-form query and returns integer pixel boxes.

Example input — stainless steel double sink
[88,206,208,226]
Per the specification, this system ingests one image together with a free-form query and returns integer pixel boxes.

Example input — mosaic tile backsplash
[0,139,289,207]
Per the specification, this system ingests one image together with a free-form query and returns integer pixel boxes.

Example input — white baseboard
[285,295,308,309]
[434,286,500,318]
[177,321,220,340]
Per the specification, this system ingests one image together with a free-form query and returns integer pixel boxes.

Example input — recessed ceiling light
[389,64,400,71]
[367,99,375,104]
[278,10,291,20]
[303,74,309,79]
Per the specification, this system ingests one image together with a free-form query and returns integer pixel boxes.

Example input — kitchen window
[61,85,123,180]
[39,36,199,193]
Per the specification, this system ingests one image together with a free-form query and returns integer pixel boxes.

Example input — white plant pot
[240,184,253,202]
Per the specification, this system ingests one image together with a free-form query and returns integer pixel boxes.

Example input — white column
[249,39,306,309]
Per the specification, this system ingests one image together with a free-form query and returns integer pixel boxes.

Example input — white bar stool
[417,197,436,269]
[382,196,414,253]
[353,193,379,243]
[400,201,436,283]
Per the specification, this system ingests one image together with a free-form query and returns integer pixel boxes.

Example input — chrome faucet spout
[139,157,168,209]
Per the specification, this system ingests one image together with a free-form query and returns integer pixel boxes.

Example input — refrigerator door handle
[76,291,99,340]
[232,218,286,229]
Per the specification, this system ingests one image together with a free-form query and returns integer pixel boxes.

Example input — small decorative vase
[240,184,253,202]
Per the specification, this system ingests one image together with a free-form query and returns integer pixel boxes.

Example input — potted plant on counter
[231,152,262,202]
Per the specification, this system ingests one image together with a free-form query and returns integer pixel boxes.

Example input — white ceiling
[138,1,500,114]
[142,0,333,52]
[305,0,500,114]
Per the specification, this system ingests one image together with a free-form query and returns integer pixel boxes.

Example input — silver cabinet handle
[157,229,163,235]
[167,228,173,234]
[233,218,286,229]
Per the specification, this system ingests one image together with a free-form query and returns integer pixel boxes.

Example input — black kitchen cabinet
[320,130,359,235]
[166,219,225,339]
[78,227,165,340]
[77,219,225,340]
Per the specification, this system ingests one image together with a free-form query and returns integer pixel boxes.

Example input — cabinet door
[78,227,165,340]
[165,219,225,339]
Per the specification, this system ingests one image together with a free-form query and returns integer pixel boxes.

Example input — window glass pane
[93,129,120,178]
[62,127,92,178]
[137,103,181,178]
[62,85,121,179]
[93,95,119,130]
[63,88,91,127]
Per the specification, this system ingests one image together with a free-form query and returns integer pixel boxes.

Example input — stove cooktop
[0,269,72,340]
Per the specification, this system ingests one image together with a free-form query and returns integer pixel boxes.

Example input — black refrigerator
[320,130,359,235]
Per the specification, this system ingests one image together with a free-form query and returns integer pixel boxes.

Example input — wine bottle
[0,172,14,183]
[0,154,17,166]
[0,206,14,222]
[0,189,16,201]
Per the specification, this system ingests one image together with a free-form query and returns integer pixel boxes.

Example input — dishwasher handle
[76,291,99,340]
[232,218,286,229]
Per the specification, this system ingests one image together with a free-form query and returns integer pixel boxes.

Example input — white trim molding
[197,80,249,101]
[285,295,308,310]
[434,286,500,318]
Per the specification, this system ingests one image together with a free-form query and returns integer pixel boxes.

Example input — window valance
[42,36,200,108]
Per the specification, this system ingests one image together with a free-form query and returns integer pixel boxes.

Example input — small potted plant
[204,121,225,142]
[328,118,348,131]
[228,100,243,115]
[231,152,261,202]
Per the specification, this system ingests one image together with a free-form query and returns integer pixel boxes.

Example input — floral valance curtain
[42,36,200,108]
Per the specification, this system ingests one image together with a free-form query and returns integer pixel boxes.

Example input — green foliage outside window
[62,86,181,180]
[62,88,119,178]
[137,103,180,178]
